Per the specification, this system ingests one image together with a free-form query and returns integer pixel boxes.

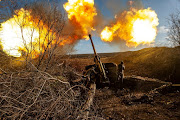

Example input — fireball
[1,0,98,58]
[0,8,60,58]
[0,8,40,57]
[63,0,97,39]
[101,8,159,47]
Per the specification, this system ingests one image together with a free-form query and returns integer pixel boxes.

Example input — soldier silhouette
[118,61,125,84]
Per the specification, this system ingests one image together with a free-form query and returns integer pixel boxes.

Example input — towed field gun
[82,34,172,91]
[82,34,122,88]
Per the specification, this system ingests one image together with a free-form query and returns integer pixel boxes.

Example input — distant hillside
[104,46,180,83]
[66,52,120,59]
[1,46,179,83]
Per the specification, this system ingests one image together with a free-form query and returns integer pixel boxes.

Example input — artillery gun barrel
[89,34,97,56]
[88,34,107,80]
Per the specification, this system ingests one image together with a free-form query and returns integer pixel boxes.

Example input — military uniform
[118,61,125,83]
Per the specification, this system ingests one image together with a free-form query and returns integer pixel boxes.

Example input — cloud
[158,26,169,33]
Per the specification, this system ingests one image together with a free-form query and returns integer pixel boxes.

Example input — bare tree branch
[167,11,180,46]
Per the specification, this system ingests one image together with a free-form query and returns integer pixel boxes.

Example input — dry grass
[0,59,103,119]
[0,46,179,119]
[104,47,180,83]
[59,47,180,83]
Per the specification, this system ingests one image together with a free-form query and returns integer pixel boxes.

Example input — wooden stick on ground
[77,83,96,120]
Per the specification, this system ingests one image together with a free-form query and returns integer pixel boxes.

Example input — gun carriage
[82,34,122,88]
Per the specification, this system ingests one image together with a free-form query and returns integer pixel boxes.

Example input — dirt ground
[94,87,180,120]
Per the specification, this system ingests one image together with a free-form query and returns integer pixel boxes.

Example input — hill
[1,47,179,83]
[104,46,180,83]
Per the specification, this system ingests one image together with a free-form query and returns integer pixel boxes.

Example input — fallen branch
[77,82,96,120]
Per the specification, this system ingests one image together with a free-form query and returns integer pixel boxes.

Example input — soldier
[118,61,125,83]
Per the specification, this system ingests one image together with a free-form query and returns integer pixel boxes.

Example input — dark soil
[94,87,180,120]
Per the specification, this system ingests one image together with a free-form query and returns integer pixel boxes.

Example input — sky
[72,0,180,54]
[0,0,180,54]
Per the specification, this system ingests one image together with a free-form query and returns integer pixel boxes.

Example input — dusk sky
[71,0,180,54]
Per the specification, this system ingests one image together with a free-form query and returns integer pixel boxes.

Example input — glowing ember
[101,8,159,47]
[63,0,97,39]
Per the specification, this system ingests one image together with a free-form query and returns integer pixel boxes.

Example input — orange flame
[0,8,64,58]
[63,0,97,39]
[101,8,159,47]
[1,0,98,58]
